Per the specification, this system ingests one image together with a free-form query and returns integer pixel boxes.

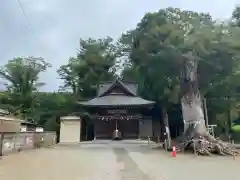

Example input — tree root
[175,135,239,156]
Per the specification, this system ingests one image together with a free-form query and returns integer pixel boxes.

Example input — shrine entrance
[95,118,116,139]
[118,119,139,139]
[95,115,140,140]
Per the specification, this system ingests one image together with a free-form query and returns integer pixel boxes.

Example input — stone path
[113,148,151,180]
[0,141,239,180]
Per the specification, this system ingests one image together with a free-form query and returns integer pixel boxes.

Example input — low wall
[0,132,56,156]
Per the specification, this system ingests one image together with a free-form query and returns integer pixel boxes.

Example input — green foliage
[231,125,240,132]
[33,92,74,124]
[0,57,51,118]
[120,8,214,103]
[57,37,120,99]
[232,6,240,27]
[120,7,240,125]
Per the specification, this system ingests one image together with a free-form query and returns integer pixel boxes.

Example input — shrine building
[79,79,155,140]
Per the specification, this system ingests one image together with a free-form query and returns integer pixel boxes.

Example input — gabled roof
[78,95,155,107]
[79,79,154,107]
[98,79,137,97]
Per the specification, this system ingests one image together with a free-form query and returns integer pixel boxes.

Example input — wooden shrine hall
[79,79,155,140]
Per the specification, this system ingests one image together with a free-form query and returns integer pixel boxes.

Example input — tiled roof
[78,95,154,107]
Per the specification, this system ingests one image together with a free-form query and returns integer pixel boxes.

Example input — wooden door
[95,119,115,139]
[118,119,139,139]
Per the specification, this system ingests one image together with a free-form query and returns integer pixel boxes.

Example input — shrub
[231,125,240,133]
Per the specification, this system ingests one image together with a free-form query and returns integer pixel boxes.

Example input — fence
[0,132,56,156]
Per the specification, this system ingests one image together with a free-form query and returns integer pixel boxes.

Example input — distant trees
[0,57,50,118]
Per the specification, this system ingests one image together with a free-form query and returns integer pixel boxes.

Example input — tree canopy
[1,6,240,136]
[0,57,51,118]
[57,37,120,98]
[120,7,240,129]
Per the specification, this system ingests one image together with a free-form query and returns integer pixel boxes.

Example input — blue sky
[0,0,239,91]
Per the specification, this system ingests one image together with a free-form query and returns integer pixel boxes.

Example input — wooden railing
[0,132,56,156]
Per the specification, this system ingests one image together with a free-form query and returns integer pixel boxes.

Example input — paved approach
[0,140,239,180]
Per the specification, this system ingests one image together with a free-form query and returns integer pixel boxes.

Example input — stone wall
[0,132,56,156]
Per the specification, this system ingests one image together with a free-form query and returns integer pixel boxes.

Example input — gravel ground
[129,150,240,180]
[0,141,239,180]
[0,147,121,180]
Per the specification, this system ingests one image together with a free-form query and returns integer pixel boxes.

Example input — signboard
[107,109,127,114]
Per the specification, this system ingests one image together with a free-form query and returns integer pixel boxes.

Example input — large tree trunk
[181,94,207,136]
[177,56,238,156]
